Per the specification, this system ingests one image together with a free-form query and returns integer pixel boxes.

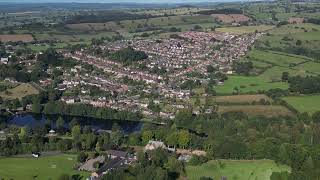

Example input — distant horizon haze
[0,0,263,4]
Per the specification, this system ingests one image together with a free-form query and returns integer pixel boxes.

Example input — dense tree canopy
[110,47,148,65]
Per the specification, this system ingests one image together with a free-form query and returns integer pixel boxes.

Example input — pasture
[214,94,273,105]
[217,105,293,117]
[0,34,34,42]
[0,154,89,180]
[296,61,320,75]
[216,25,274,34]
[256,23,320,60]
[282,95,320,114]
[134,7,207,16]
[226,49,317,94]
[66,15,215,32]
[186,160,290,180]
[246,50,310,67]
[0,83,39,100]
[215,75,288,95]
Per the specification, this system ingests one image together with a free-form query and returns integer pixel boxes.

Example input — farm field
[214,94,273,104]
[66,15,215,32]
[216,25,274,34]
[186,160,290,180]
[0,83,39,100]
[215,75,288,94]
[246,50,310,67]
[216,49,317,94]
[0,34,34,42]
[256,23,320,60]
[259,66,312,81]
[296,61,320,75]
[0,154,89,180]
[217,105,293,117]
[282,95,320,114]
[134,7,208,16]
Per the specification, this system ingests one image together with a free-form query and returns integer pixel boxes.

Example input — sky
[0,0,248,3]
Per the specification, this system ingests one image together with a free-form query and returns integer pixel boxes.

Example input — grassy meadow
[186,160,290,180]
[214,94,273,104]
[215,75,289,94]
[0,83,39,100]
[282,95,320,114]
[256,23,320,60]
[218,105,293,117]
[0,154,89,180]
[216,25,274,34]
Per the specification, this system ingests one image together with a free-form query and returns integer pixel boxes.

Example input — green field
[256,23,320,60]
[215,75,288,94]
[218,105,293,117]
[221,48,320,95]
[282,95,320,114]
[0,83,39,100]
[66,15,215,33]
[214,94,272,104]
[216,25,274,34]
[247,50,310,67]
[0,154,89,180]
[186,160,290,180]
[296,61,320,75]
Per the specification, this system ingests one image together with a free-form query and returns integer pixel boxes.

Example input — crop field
[217,105,293,117]
[216,25,274,34]
[215,75,288,94]
[0,154,89,180]
[282,95,320,114]
[186,160,290,180]
[214,94,273,104]
[0,83,39,100]
[0,34,34,42]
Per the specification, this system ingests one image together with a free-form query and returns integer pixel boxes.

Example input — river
[7,113,143,134]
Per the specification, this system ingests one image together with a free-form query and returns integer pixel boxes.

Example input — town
[1,0,320,180]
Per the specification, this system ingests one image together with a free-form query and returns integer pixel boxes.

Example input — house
[107,150,127,159]
[47,129,57,137]
[144,140,166,151]
[90,157,125,180]
[79,155,105,172]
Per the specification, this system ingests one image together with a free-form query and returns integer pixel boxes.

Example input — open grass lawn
[186,160,290,180]
[282,95,320,114]
[214,94,272,104]
[217,105,293,117]
[259,66,312,81]
[256,23,320,60]
[0,83,39,100]
[0,154,89,180]
[216,25,274,34]
[296,61,320,75]
[225,49,316,95]
[215,75,288,95]
[247,50,309,67]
